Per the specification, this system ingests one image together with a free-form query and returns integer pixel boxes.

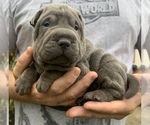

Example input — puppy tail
[124,74,139,99]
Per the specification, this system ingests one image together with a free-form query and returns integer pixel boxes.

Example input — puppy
[15,4,139,105]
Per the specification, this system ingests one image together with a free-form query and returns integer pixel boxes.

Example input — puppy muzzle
[37,28,80,65]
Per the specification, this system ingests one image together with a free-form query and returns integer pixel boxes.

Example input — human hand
[66,92,141,120]
[10,46,98,106]
[66,74,141,120]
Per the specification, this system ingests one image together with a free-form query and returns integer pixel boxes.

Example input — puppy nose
[58,38,71,49]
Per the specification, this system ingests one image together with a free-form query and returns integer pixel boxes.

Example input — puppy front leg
[15,64,39,95]
[36,70,64,93]
[76,60,90,80]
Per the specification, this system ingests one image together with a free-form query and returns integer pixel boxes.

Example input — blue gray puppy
[15,4,139,105]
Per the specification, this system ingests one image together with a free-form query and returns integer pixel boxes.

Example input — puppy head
[30,4,86,70]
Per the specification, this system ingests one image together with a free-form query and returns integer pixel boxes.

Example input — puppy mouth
[41,48,68,61]
[48,55,70,65]
[39,41,79,65]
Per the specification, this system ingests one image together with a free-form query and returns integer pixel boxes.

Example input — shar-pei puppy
[15,4,139,105]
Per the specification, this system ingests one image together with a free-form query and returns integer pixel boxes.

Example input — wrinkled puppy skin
[15,4,139,105]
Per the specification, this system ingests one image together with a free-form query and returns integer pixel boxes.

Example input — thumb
[13,46,33,78]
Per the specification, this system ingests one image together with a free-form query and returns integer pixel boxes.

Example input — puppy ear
[30,9,43,27]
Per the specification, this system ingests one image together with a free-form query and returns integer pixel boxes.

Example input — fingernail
[74,68,80,76]
[91,73,98,81]
[66,111,69,117]
[26,49,30,55]
[26,47,31,55]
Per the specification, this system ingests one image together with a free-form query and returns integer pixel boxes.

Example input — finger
[13,46,33,78]
[47,71,97,105]
[66,106,125,120]
[48,67,81,95]
[83,101,127,115]
[62,71,98,100]
[30,83,76,106]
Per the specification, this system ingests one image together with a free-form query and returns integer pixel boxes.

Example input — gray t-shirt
[9,0,141,125]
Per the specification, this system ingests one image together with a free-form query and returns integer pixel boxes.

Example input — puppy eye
[43,21,50,27]
[74,25,79,31]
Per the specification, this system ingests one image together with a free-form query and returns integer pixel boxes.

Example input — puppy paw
[36,79,50,93]
[15,78,32,95]
[77,90,115,105]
